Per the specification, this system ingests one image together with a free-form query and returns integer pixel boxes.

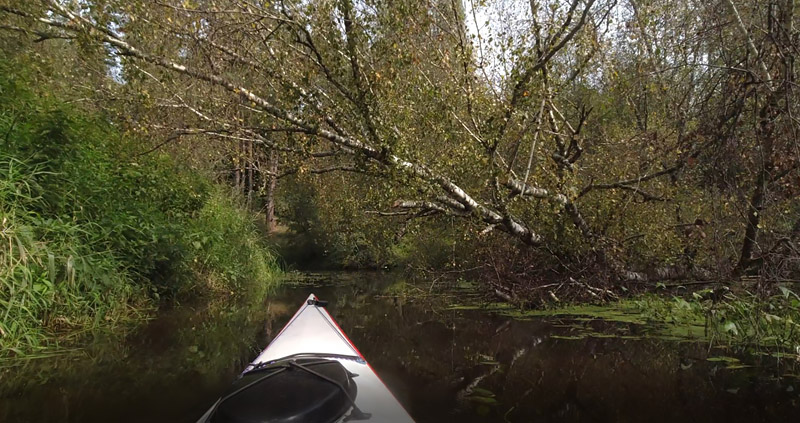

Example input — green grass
[0,154,147,354]
[187,187,280,295]
[0,57,280,357]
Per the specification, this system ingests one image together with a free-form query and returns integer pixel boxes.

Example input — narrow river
[1,271,798,422]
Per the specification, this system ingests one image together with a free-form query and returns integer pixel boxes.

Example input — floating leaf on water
[466,395,499,405]
[471,387,495,397]
[707,356,740,363]
[447,304,480,311]
[725,364,752,370]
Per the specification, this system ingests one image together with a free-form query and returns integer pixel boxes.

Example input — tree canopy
[2,0,798,290]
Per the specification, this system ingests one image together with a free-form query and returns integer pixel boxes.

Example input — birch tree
[2,0,798,285]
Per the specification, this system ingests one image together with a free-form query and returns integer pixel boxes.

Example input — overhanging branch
[6,0,545,247]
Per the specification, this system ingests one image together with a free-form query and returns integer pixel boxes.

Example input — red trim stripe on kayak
[318,296,407,409]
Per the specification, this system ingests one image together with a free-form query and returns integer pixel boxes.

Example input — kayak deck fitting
[196,294,415,423]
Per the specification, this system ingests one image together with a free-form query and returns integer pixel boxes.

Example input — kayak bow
[196,294,415,423]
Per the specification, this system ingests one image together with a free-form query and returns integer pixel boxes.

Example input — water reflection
[1,271,798,422]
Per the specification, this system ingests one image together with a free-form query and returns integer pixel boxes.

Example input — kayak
[196,293,416,423]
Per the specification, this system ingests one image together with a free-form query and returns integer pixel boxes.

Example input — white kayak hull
[197,293,415,423]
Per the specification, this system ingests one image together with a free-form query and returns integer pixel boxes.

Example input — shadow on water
[1,271,799,422]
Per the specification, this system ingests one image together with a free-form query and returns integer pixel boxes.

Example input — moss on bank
[0,59,279,356]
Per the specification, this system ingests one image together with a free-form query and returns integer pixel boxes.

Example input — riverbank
[0,58,280,357]
[273,225,800,358]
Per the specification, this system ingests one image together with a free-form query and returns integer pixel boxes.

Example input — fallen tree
[2,0,798,286]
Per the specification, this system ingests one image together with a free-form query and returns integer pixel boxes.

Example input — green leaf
[722,321,738,335]
[779,285,799,300]
[707,356,740,363]
[466,396,499,405]
[471,387,495,397]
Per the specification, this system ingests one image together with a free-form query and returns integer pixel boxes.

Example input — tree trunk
[735,169,767,275]
[234,139,242,193]
[265,148,278,232]
[734,95,777,277]
[246,139,254,208]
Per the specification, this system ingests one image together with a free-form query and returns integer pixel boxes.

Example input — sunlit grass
[0,59,281,358]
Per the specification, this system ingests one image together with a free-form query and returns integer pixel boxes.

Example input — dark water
[1,271,799,422]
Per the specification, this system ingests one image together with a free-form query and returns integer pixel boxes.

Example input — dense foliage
[0,57,278,355]
[0,0,798,289]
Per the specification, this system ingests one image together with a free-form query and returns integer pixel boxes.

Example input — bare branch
[580,182,670,202]
[0,23,73,41]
